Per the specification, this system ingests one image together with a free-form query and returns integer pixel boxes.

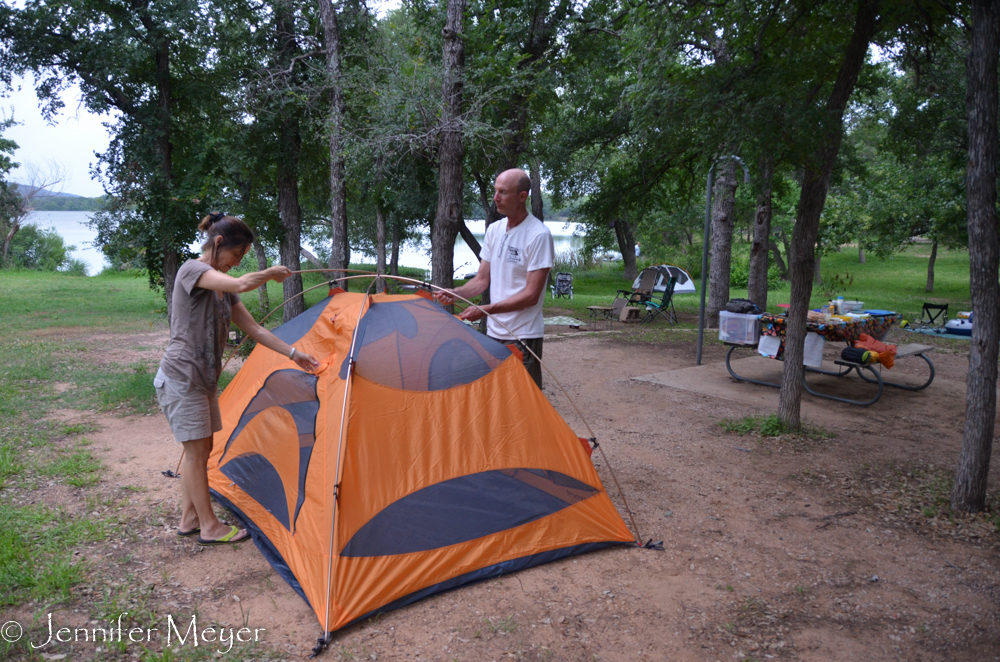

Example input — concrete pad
[633,353,966,424]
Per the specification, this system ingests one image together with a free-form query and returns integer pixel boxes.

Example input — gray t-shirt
[159,260,240,394]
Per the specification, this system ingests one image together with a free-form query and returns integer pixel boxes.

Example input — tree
[778,0,881,429]
[318,0,350,287]
[952,0,1000,513]
[1,0,234,320]
[2,162,65,264]
[430,0,466,291]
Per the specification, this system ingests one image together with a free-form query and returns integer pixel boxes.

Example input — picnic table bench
[724,312,935,406]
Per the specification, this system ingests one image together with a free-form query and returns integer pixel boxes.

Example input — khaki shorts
[154,368,222,443]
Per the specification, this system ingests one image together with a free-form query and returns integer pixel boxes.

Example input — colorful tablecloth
[757,313,898,360]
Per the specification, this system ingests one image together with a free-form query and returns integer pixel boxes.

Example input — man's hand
[433,290,458,305]
[458,305,487,322]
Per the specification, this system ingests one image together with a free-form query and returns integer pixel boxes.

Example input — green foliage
[29,195,106,212]
[97,365,159,414]
[817,272,854,302]
[4,224,74,271]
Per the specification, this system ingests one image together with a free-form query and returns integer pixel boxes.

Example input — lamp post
[696,155,750,366]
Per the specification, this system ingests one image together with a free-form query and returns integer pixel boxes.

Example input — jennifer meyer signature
[2,613,266,654]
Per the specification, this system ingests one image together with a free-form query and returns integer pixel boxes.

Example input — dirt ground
[14,320,1000,661]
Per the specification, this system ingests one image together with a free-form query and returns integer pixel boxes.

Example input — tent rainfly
[208,290,635,635]
[631,264,696,293]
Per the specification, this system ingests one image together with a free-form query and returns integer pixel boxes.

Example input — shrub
[4,224,72,271]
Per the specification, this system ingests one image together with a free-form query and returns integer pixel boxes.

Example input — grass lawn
[537,243,972,325]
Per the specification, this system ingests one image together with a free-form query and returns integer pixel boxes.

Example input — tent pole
[321,293,372,637]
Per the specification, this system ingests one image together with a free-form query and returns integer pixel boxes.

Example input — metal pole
[696,156,751,366]
[696,164,715,366]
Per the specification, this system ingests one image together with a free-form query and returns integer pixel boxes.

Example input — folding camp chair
[921,303,949,326]
[617,267,658,306]
[640,276,677,325]
[550,272,574,299]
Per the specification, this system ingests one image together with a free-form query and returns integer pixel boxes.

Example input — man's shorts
[154,368,222,443]
[490,336,543,389]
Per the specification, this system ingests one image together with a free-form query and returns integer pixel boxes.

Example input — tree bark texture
[859,245,866,263]
[459,221,482,260]
[375,205,386,293]
[813,246,823,285]
[952,0,1000,513]
[253,235,270,312]
[748,157,774,310]
[431,0,466,291]
[529,155,544,221]
[926,240,938,292]
[778,0,880,429]
[613,216,637,282]
[318,0,349,288]
[707,159,740,328]
[275,3,304,322]
[390,221,400,276]
[769,239,788,280]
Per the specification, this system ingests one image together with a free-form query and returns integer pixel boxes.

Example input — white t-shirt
[481,213,554,340]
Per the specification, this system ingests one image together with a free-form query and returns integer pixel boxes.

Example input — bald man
[434,168,554,388]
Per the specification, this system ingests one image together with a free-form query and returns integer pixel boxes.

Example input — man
[434,168,553,388]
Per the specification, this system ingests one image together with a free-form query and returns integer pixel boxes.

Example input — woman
[155,212,320,545]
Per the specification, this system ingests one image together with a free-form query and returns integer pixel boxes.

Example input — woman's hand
[293,351,321,372]
[267,265,292,282]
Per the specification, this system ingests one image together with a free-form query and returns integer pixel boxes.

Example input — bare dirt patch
[24,327,1000,661]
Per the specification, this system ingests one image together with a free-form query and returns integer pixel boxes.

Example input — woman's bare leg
[180,436,245,541]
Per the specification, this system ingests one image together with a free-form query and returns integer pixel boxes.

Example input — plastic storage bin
[842,300,864,312]
[719,311,760,345]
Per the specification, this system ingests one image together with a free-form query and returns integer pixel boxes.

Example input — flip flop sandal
[177,527,201,538]
[196,525,251,546]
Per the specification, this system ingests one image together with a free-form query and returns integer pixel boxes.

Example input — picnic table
[724,311,936,406]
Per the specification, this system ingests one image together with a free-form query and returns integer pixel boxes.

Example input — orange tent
[208,292,634,634]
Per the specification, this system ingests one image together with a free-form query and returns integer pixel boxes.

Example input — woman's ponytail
[199,212,254,253]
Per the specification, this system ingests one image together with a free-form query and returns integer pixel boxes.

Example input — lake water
[25,212,584,277]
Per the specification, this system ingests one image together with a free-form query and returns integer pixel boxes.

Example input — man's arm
[433,258,491,305]
[459,268,550,322]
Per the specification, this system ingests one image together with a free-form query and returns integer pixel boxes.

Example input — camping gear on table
[550,272,574,299]
[719,310,761,345]
[725,298,760,314]
[630,264,697,294]
[208,292,634,636]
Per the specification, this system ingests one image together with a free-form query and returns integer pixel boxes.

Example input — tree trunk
[459,221,481,260]
[769,239,788,280]
[430,0,466,291]
[925,240,938,292]
[253,235,269,312]
[859,245,866,263]
[318,0,349,289]
[277,122,304,322]
[778,0,880,429]
[162,245,179,323]
[528,155,544,221]
[473,170,501,230]
[1,218,20,262]
[375,205,386,293]
[952,0,1000,514]
[390,221,400,276]
[813,245,823,284]
[707,159,740,327]
[748,156,774,310]
[612,216,638,282]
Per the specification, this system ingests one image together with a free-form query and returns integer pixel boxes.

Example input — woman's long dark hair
[199,212,254,258]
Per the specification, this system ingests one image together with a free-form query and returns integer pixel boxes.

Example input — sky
[1,1,404,200]
[3,75,113,198]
